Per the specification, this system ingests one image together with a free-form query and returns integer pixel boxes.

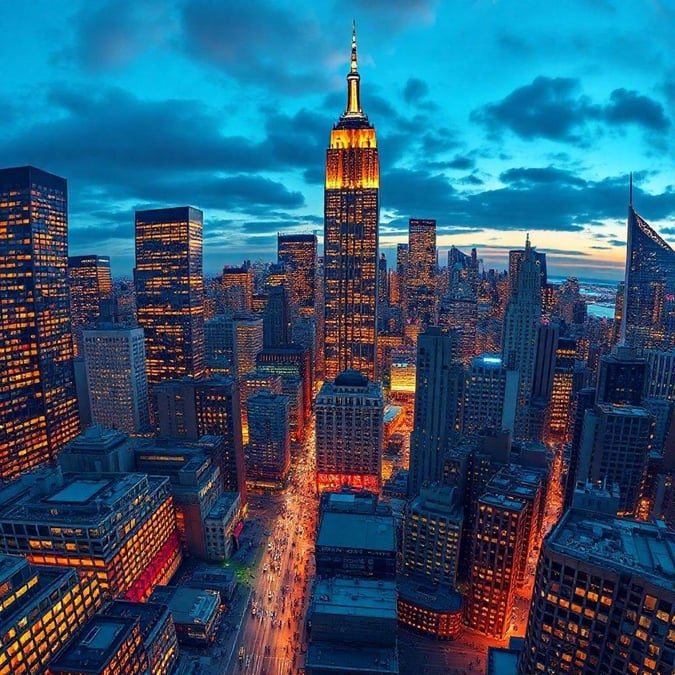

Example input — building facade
[135,206,205,387]
[0,555,102,674]
[622,202,675,353]
[406,218,438,329]
[246,391,291,487]
[519,510,675,674]
[67,255,112,357]
[83,324,150,433]
[315,370,383,493]
[408,327,462,497]
[278,233,318,318]
[502,236,542,441]
[0,472,182,601]
[0,166,80,478]
[323,27,379,381]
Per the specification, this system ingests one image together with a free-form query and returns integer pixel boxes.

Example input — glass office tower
[135,207,205,386]
[623,202,675,353]
[0,166,79,478]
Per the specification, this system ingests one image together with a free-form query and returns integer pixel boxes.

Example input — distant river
[586,303,615,319]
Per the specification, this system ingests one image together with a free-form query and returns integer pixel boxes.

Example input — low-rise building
[204,491,244,562]
[148,586,221,645]
[0,555,102,674]
[316,510,396,580]
[306,577,399,675]
[397,576,463,640]
[48,615,148,675]
[0,470,181,601]
[100,600,179,675]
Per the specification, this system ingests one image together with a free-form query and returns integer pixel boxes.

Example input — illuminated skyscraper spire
[345,20,363,118]
[323,25,379,381]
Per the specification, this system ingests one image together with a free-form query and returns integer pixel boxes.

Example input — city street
[226,428,318,674]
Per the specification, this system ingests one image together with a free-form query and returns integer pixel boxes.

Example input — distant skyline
[3,0,674,281]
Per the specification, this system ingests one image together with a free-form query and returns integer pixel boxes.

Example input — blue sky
[2,0,674,281]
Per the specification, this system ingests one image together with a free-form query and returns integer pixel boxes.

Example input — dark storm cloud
[603,89,670,130]
[472,77,589,141]
[500,167,586,188]
[447,157,474,171]
[473,77,670,142]
[403,78,429,104]
[179,0,331,93]
[59,0,170,71]
[381,165,675,233]
[4,86,264,176]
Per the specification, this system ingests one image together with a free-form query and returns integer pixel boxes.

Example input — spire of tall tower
[351,20,358,73]
[629,172,633,207]
[345,21,363,117]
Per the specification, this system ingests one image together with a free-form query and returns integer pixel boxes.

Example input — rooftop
[0,472,167,525]
[205,491,240,520]
[550,510,675,588]
[596,403,653,417]
[317,512,396,552]
[334,369,369,387]
[487,647,520,675]
[313,578,397,620]
[305,641,398,674]
[398,575,463,612]
[49,616,137,672]
[148,586,220,626]
[101,600,169,639]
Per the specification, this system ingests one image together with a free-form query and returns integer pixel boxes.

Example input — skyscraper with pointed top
[621,176,675,353]
[502,235,542,441]
[323,23,379,381]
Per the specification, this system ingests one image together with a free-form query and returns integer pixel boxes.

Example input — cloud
[403,77,429,104]
[603,88,670,131]
[58,0,171,71]
[472,77,670,142]
[339,0,437,31]
[179,0,332,94]
[472,77,590,142]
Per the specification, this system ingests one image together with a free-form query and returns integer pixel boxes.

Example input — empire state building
[323,24,379,381]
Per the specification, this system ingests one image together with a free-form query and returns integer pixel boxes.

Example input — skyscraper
[246,391,291,487]
[277,233,318,318]
[461,354,518,438]
[67,255,112,357]
[219,265,254,313]
[576,403,654,515]
[232,315,263,379]
[83,325,150,433]
[135,207,205,386]
[502,235,542,441]
[323,24,379,380]
[263,284,292,348]
[622,191,675,353]
[520,509,675,674]
[315,370,383,493]
[406,218,438,329]
[153,375,246,502]
[408,327,463,497]
[0,166,80,478]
